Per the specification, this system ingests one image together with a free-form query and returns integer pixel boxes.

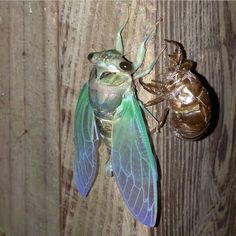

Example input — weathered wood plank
[0,2,60,236]
[0,3,11,235]
[59,1,236,236]
[1,0,235,236]
[154,2,236,236]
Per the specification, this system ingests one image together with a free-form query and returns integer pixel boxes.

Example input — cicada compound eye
[119,61,133,72]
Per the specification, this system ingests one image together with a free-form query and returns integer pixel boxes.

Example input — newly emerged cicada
[140,40,211,140]
[74,17,164,227]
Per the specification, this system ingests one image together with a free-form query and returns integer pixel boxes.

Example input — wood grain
[0,2,60,236]
[0,1,236,236]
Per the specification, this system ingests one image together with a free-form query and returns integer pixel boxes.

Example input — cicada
[140,40,211,140]
[74,18,163,227]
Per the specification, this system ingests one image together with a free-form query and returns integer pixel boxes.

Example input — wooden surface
[0,1,236,236]
[0,2,60,236]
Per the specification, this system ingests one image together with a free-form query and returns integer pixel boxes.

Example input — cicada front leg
[140,95,169,133]
[145,94,165,107]
[139,78,170,132]
[139,78,166,95]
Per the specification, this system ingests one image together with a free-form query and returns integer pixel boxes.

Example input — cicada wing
[111,94,158,227]
[74,82,99,197]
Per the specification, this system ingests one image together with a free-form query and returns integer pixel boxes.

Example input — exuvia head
[165,39,187,66]
[165,40,194,73]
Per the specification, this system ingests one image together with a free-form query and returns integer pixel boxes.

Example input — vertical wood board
[0,2,60,236]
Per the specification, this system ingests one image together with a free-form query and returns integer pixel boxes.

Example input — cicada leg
[140,80,170,133]
[145,94,165,107]
[159,108,169,127]
[150,108,169,133]
[140,96,169,134]
[139,78,159,94]
[133,46,166,80]
[139,78,170,133]
[146,106,169,134]
[139,78,167,94]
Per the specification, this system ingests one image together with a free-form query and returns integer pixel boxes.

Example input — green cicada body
[74,18,161,227]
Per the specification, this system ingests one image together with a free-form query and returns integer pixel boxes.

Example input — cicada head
[87,12,162,82]
[87,49,134,76]
[87,10,134,80]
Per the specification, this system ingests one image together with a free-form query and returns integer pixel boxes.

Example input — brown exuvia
[140,40,211,140]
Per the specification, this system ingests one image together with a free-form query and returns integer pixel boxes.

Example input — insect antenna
[115,7,129,54]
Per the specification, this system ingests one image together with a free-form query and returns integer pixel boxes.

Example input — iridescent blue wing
[74,82,99,197]
[111,93,158,227]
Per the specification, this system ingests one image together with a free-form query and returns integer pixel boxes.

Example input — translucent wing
[111,93,158,227]
[74,82,99,197]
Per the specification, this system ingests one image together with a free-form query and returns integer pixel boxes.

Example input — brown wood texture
[0,2,60,236]
[1,1,236,236]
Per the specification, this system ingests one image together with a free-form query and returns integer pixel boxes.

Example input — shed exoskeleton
[140,40,211,140]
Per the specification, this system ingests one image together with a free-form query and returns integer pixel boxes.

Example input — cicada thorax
[88,52,133,148]
[166,70,211,139]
